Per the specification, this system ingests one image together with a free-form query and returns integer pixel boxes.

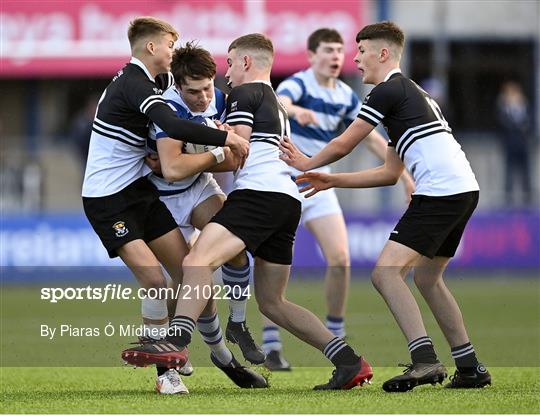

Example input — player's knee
[226,251,249,268]
[326,249,350,268]
[256,295,283,320]
[182,251,209,268]
[370,267,387,291]
[413,273,440,291]
[141,276,167,291]
[258,301,278,322]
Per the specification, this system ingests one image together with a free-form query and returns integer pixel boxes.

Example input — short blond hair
[228,33,274,69]
[128,16,178,51]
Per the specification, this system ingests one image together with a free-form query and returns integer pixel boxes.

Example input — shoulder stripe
[396,121,452,153]
[398,128,453,159]
[357,111,380,125]
[91,127,146,148]
[92,122,144,146]
[227,111,253,119]
[226,118,253,125]
[358,105,384,125]
[94,117,146,142]
[360,104,384,119]
[140,95,166,114]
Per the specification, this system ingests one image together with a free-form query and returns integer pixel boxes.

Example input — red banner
[1,0,366,77]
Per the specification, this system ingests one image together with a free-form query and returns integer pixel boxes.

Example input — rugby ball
[183,118,220,154]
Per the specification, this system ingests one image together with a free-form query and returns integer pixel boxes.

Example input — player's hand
[215,121,233,131]
[225,131,249,168]
[295,171,334,198]
[144,154,162,175]
[293,107,318,126]
[279,136,311,171]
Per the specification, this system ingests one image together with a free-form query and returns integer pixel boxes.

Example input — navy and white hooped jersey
[82,58,175,197]
[276,68,361,156]
[225,81,300,200]
[146,85,226,195]
[357,69,479,197]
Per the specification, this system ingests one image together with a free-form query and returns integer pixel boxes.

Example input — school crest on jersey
[112,221,129,237]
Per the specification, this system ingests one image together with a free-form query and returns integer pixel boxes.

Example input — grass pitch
[1,367,539,413]
[1,276,539,413]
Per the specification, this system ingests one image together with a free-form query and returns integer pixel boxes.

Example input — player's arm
[206,147,240,172]
[362,130,416,200]
[128,79,248,160]
[296,146,404,198]
[278,95,318,126]
[280,117,375,171]
[228,124,252,144]
[148,105,249,153]
[223,85,255,160]
[156,137,221,183]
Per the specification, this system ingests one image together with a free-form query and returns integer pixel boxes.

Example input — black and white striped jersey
[225,81,299,200]
[357,69,478,196]
[82,57,227,197]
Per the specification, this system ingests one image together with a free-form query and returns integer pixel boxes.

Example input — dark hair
[171,42,216,86]
[228,33,274,55]
[127,16,178,48]
[307,28,343,52]
[355,21,404,49]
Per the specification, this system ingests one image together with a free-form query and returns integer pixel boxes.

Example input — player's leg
[119,192,191,371]
[117,237,171,323]
[192,193,251,323]
[117,235,175,336]
[253,257,372,389]
[167,223,245,346]
[147,227,190,322]
[373,240,447,392]
[305,213,350,338]
[254,258,331,349]
[413,256,491,388]
[412,192,491,389]
[147,223,267,388]
[261,314,291,371]
[372,240,425,339]
[118,237,190,369]
[197,296,267,388]
[191,186,264,363]
[221,247,265,364]
[413,256,468,345]
[120,236,190,378]
[146,227,197,380]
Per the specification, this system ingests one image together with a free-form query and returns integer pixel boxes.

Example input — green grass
[1,276,539,413]
[1,367,539,413]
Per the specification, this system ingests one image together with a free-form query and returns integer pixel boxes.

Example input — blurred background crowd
[1,0,538,269]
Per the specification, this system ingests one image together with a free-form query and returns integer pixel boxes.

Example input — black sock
[408,336,438,364]
[451,342,479,373]
[166,315,195,348]
[323,337,359,366]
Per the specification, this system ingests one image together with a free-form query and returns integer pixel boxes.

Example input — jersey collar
[130,57,155,82]
[249,80,273,87]
[383,68,402,82]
